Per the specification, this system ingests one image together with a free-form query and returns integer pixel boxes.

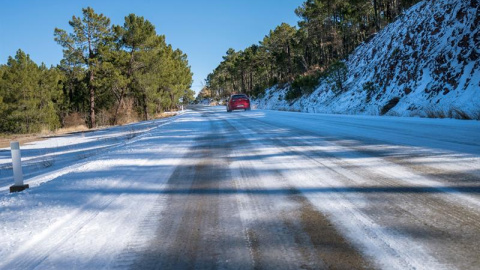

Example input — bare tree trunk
[249,71,253,94]
[374,0,380,32]
[89,70,96,128]
[241,70,246,92]
[88,35,96,128]
[287,43,293,80]
[142,92,148,121]
[112,87,125,125]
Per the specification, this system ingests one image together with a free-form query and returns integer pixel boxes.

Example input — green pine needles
[0,7,194,134]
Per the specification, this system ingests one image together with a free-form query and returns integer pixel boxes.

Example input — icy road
[1,106,480,269]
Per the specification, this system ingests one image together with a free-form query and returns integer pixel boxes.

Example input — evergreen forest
[201,0,421,101]
[0,7,194,134]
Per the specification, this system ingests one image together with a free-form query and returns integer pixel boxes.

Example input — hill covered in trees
[0,7,194,134]
[202,0,422,99]
[204,0,479,119]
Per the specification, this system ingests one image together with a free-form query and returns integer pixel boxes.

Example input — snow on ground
[0,106,479,269]
[0,112,194,269]
[223,107,480,269]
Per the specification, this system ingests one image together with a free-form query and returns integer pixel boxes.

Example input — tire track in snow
[224,113,452,269]
[0,172,127,269]
[127,112,252,269]
[226,113,374,269]
[0,115,179,193]
[0,112,192,269]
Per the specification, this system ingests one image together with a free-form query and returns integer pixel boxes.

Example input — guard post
[9,141,29,193]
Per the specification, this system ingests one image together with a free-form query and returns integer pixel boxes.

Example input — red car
[227,94,251,112]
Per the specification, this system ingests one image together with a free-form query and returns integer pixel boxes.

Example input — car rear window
[232,95,248,100]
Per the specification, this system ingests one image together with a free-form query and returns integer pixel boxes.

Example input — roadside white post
[9,141,29,193]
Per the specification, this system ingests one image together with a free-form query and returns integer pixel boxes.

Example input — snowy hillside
[255,0,480,119]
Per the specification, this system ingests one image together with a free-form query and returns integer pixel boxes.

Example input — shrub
[425,108,447,118]
[113,98,139,125]
[251,84,267,99]
[448,108,471,120]
[425,107,473,120]
[380,97,400,115]
[363,81,376,93]
[63,112,86,128]
[390,48,401,59]
[285,86,303,101]
[325,61,348,95]
[285,72,321,101]
[363,81,377,102]
[292,73,320,94]
[97,109,112,127]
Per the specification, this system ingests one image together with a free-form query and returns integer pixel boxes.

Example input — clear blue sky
[0,0,304,94]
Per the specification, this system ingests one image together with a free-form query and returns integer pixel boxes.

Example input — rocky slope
[255,0,480,119]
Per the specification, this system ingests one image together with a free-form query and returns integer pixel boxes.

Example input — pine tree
[114,14,158,120]
[114,15,193,118]
[54,7,113,128]
[206,0,421,100]
[262,23,298,82]
[0,50,61,133]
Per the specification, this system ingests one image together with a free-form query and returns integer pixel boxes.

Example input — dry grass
[0,125,92,148]
[449,108,471,120]
[424,107,476,120]
[0,134,44,148]
[54,125,90,135]
[0,110,179,148]
[63,112,87,127]
[425,108,447,118]
[154,111,178,119]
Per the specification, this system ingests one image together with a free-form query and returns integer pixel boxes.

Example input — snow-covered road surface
[1,106,479,269]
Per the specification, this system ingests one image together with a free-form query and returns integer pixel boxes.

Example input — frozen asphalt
[1,106,479,269]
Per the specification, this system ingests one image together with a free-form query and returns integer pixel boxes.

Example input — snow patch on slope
[255,0,480,118]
